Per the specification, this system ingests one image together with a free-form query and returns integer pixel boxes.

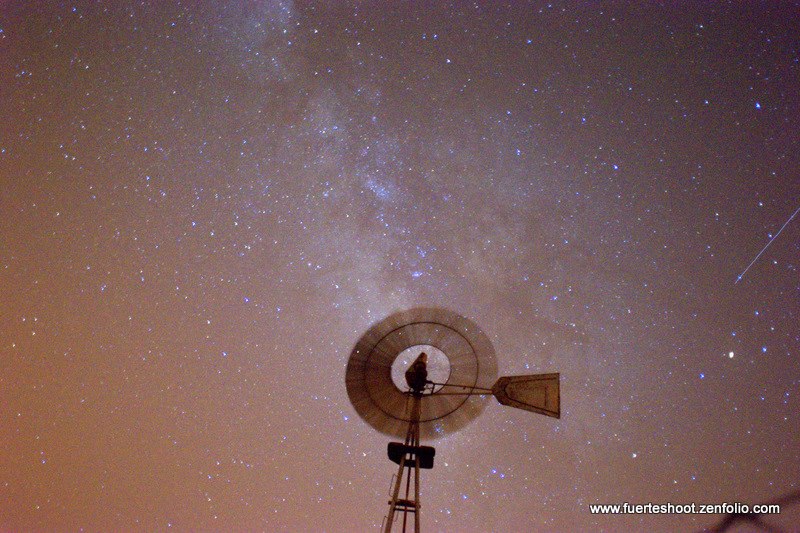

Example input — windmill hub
[390,345,451,394]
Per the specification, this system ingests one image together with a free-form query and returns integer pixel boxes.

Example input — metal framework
[383,355,436,532]
[384,392,424,533]
[346,308,560,533]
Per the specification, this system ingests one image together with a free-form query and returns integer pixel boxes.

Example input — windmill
[345,308,560,532]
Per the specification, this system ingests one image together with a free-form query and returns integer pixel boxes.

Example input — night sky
[2,2,799,531]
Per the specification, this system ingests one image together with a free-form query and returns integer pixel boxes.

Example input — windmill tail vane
[423,373,560,419]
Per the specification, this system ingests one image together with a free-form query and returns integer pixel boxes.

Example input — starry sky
[2,2,799,531]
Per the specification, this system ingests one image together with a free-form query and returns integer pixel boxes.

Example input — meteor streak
[735,205,800,284]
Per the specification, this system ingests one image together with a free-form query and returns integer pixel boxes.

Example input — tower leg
[384,394,423,533]
[385,453,408,532]
[414,453,420,532]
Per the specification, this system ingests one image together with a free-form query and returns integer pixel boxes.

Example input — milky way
[2,2,798,531]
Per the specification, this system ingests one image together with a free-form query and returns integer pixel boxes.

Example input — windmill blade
[492,373,560,418]
[346,307,498,439]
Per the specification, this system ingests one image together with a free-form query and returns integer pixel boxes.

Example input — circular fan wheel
[346,308,497,439]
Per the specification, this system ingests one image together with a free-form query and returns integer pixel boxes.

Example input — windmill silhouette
[346,308,560,532]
